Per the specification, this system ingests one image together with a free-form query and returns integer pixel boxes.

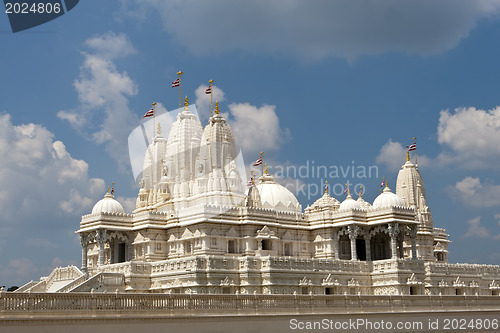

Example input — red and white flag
[247,177,254,186]
[143,108,154,118]
[253,156,263,167]
[172,78,180,88]
[205,85,212,94]
[343,186,349,194]
[406,143,416,151]
[380,181,385,188]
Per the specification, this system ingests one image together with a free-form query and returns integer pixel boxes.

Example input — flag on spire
[343,185,349,194]
[205,85,212,94]
[142,107,154,118]
[172,78,180,88]
[380,181,385,188]
[406,143,416,151]
[253,156,263,167]
[247,177,254,186]
[324,182,329,193]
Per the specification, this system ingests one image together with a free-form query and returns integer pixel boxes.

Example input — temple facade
[18,100,500,296]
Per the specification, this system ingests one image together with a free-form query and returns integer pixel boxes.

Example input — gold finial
[152,102,156,108]
[208,79,214,116]
[406,150,410,161]
[345,183,350,196]
[177,71,183,76]
[265,163,268,175]
[158,122,162,135]
[215,101,220,114]
[250,170,255,185]
[359,186,363,197]
[325,180,328,193]
[184,96,189,111]
[107,186,110,194]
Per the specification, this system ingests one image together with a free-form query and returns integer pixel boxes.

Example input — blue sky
[1,0,500,287]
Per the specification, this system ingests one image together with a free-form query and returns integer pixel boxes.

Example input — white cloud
[2,258,38,282]
[377,106,500,171]
[58,32,139,170]
[194,85,290,156]
[194,84,225,122]
[226,103,291,155]
[437,106,500,168]
[375,139,431,172]
[0,113,105,223]
[464,216,490,239]
[84,31,136,59]
[449,176,500,208]
[116,196,136,213]
[122,0,500,61]
[375,139,407,172]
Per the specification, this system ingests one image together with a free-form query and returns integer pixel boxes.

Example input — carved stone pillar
[410,225,418,260]
[388,223,399,260]
[325,238,334,258]
[79,233,88,273]
[333,231,339,260]
[96,229,107,266]
[348,225,358,261]
[364,234,372,262]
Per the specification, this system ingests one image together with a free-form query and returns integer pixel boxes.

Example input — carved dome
[310,192,340,210]
[92,192,125,214]
[339,194,360,211]
[256,174,301,212]
[373,186,404,208]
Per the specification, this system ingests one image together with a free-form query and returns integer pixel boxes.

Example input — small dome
[256,174,301,212]
[357,196,372,209]
[310,192,340,210]
[373,186,404,208]
[92,192,125,214]
[339,194,360,211]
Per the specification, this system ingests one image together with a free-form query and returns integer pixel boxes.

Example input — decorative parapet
[490,280,500,289]
[407,273,423,285]
[299,277,312,286]
[322,274,340,286]
[348,278,360,287]
[453,276,466,287]
[439,279,449,287]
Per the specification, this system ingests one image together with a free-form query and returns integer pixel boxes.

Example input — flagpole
[209,79,214,116]
[177,71,183,110]
[152,102,157,139]
[413,137,417,166]
[260,152,264,176]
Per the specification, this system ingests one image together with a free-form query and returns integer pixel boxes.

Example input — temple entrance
[118,243,126,263]
[371,233,391,260]
[356,239,366,261]
[339,235,351,260]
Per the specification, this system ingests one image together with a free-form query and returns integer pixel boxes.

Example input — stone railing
[69,273,125,292]
[426,262,500,276]
[0,293,498,318]
[57,274,88,293]
[372,259,425,273]
[13,281,38,293]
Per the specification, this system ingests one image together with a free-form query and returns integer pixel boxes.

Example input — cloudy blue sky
[1,0,500,287]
